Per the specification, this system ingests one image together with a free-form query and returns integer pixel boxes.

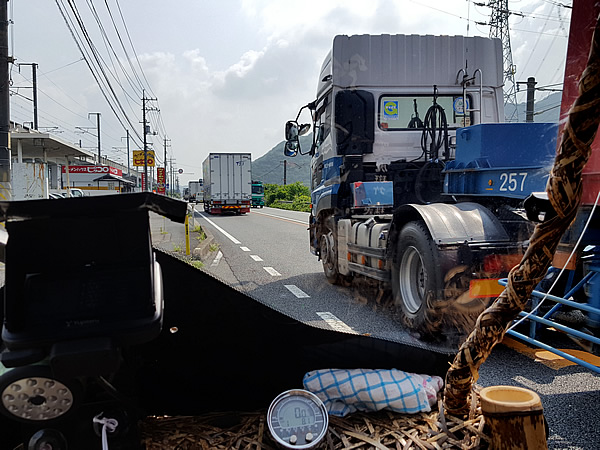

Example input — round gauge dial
[267,389,328,449]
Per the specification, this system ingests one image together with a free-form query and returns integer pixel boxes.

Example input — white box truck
[202,153,252,214]
[188,180,203,203]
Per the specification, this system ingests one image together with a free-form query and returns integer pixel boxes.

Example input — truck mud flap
[135,249,453,415]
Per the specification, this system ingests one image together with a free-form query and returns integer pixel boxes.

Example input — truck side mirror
[285,121,300,157]
[285,121,299,140]
[284,140,298,157]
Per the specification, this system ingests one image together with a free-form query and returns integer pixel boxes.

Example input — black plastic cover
[335,90,375,155]
[1,193,186,352]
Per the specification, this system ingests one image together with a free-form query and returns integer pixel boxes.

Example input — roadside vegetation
[264,182,310,212]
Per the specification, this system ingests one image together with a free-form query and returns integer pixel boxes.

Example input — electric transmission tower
[489,0,519,122]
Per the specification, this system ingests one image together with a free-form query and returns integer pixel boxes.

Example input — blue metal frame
[499,268,600,374]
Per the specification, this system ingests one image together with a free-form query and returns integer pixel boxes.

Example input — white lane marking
[284,285,310,298]
[252,210,307,224]
[240,246,251,252]
[264,267,281,276]
[250,255,263,261]
[316,312,358,334]
[198,213,241,244]
[211,251,223,268]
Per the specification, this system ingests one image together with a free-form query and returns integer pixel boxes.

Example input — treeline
[264,182,310,212]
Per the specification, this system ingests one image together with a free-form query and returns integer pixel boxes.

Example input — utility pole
[283,160,287,185]
[32,63,37,130]
[525,77,536,123]
[142,89,158,191]
[163,136,170,195]
[121,130,130,176]
[88,112,101,163]
[0,0,10,200]
[169,157,176,197]
[18,63,38,129]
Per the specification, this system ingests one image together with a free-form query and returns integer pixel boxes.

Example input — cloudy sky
[9,1,571,186]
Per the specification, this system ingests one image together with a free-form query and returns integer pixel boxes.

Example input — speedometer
[267,389,328,448]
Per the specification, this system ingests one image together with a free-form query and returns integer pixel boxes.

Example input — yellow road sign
[133,150,155,167]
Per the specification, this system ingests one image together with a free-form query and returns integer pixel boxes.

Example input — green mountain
[252,134,312,186]
[504,91,562,123]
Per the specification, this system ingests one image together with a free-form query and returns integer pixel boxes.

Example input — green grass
[173,244,182,252]
[193,224,207,240]
[190,260,204,269]
[209,243,219,252]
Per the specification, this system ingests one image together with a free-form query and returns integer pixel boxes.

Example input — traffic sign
[133,150,156,167]
[178,168,183,174]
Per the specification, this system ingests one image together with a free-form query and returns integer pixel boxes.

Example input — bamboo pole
[479,386,546,450]
[443,13,600,415]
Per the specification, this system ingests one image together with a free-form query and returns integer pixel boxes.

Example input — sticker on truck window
[453,97,469,115]
[383,101,399,120]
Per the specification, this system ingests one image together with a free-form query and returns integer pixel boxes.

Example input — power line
[114,0,157,99]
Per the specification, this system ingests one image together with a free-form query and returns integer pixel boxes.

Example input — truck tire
[320,228,340,284]
[319,216,352,285]
[392,221,443,334]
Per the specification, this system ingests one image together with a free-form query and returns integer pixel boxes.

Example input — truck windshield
[252,185,264,194]
[378,95,472,130]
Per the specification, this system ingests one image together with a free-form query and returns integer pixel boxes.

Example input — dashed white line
[316,312,358,334]
[264,267,281,276]
[198,213,241,244]
[250,255,264,262]
[240,246,251,252]
[285,285,310,298]
[211,251,223,268]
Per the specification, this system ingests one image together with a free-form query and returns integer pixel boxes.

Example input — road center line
[284,285,310,298]
[250,255,263,261]
[240,246,251,252]
[316,312,358,334]
[198,212,241,244]
[264,267,281,276]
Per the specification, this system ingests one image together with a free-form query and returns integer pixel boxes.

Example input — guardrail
[499,270,600,374]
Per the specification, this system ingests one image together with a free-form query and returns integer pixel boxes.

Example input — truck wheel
[392,221,443,334]
[320,229,340,284]
[319,216,353,285]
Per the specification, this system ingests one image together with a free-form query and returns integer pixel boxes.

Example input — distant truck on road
[188,180,203,203]
[202,153,252,214]
[251,180,265,208]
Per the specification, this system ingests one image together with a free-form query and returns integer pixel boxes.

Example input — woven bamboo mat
[140,400,489,449]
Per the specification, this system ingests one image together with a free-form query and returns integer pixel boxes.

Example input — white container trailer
[188,180,203,203]
[202,153,252,214]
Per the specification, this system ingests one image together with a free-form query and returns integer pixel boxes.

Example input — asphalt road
[153,205,600,449]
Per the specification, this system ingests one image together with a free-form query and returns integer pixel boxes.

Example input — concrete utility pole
[142,94,147,190]
[31,64,37,130]
[18,63,38,129]
[142,90,158,191]
[168,157,176,196]
[525,77,536,123]
[0,0,11,201]
[163,136,170,195]
[88,112,101,163]
[121,130,130,176]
